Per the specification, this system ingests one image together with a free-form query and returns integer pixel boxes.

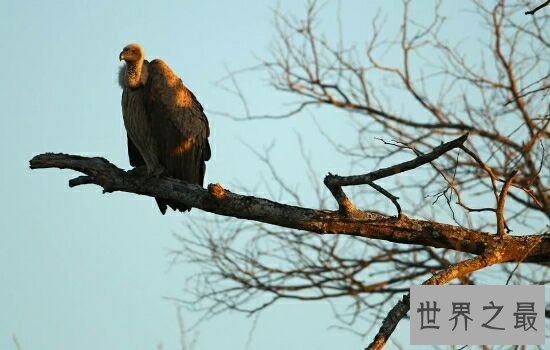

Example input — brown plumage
[119,43,211,214]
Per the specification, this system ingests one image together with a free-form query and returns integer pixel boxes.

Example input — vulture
[118,43,211,214]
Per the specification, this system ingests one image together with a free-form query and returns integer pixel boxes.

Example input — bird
[118,43,211,214]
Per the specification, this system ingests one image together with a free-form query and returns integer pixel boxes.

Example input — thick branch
[29,153,550,262]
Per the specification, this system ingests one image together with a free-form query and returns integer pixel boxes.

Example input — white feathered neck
[119,60,149,89]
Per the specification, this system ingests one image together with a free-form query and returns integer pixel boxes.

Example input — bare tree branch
[29,153,550,263]
[366,246,508,349]
[324,133,468,217]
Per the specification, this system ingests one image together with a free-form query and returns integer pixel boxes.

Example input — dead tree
[30,1,548,349]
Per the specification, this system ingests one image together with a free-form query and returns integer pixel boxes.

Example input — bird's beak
[119,51,125,61]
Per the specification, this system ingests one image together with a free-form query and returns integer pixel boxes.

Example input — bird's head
[119,43,144,63]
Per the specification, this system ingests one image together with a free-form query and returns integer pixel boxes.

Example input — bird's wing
[127,135,146,167]
[143,59,211,187]
[121,87,147,168]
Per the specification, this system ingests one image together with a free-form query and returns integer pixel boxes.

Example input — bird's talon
[150,168,165,178]
[127,166,147,176]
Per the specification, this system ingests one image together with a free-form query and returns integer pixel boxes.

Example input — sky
[0,1,546,350]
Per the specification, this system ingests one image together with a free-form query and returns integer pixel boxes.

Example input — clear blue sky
[0,1,543,350]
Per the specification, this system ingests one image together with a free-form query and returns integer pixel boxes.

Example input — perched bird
[118,43,211,214]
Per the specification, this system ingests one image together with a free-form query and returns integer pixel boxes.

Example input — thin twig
[496,169,518,236]
[525,0,550,15]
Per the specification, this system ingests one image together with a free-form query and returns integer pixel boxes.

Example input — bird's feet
[147,167,165,178]
[127,166,148,177]
[127,166,165,185]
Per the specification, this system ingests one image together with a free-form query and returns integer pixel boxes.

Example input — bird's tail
[155,198,191,214]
